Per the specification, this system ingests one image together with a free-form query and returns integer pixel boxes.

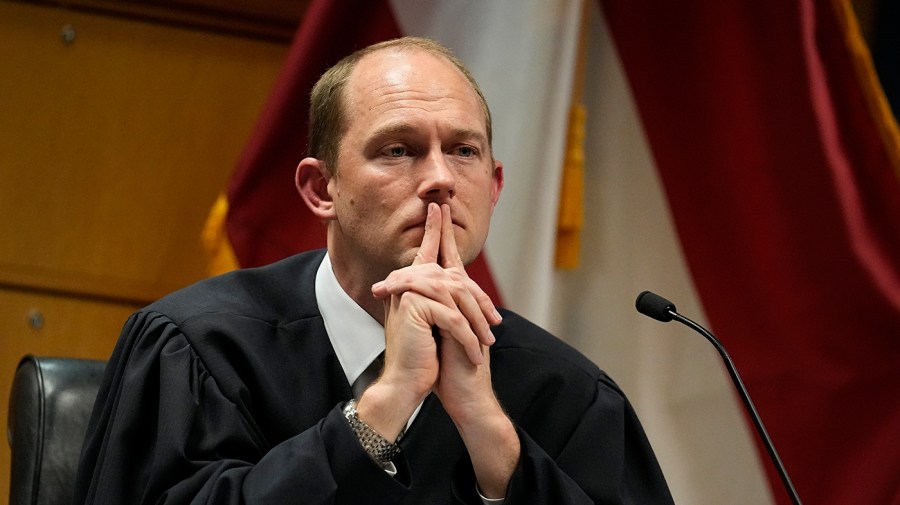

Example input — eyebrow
[368,122,417,141]
[367,122,488,147]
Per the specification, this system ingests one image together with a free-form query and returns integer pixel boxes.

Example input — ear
[296,157,336,220]
[490,160,504,211]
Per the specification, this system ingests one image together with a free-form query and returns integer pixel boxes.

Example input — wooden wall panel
[13,0,309,42]
[0,1,288,303]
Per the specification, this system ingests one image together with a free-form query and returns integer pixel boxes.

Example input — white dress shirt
[315,253,386,389]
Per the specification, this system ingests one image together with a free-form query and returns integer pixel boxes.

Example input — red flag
[207,0,501,303]
[601,0,900,504]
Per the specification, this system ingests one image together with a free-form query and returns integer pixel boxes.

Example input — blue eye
[387,146,407,157]
[457,146,476,157]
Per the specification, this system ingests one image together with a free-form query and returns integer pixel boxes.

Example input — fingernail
[372,281,384,291]
[492,308,502,322]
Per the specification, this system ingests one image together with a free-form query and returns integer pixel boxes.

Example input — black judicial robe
[73,250,673,505]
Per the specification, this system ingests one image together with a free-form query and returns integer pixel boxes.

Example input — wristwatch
[343,399,402,466]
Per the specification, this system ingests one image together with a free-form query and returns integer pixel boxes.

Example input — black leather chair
[7,355,107,505]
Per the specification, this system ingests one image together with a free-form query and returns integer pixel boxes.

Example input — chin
[459,251,480,267]
[456,236,485,265]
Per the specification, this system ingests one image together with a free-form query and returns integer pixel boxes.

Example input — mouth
[403,211,465,232]
[404,220,464,231]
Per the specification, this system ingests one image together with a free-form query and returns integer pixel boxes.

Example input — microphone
[635,291,803,505]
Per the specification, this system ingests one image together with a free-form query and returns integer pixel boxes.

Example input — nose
[418,150,456,201]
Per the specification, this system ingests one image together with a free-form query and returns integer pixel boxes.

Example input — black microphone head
[635,291,677,322]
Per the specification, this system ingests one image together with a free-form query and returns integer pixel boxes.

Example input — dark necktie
[351,353,384,398]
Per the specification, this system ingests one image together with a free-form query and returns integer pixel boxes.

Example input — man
[73,37,673,504]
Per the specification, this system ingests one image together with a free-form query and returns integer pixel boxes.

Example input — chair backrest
[7,355,106,505]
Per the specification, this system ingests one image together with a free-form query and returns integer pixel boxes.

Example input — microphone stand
[667,310,802,505]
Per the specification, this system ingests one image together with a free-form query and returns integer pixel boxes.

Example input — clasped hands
[357,201,519,498]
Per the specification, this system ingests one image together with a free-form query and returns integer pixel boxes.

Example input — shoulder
[491,308,602,383]
[145,250,326,327]
[490,309,629,453]
[110,251,330,397]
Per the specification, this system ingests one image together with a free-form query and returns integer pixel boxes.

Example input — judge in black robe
[72,250,673,504]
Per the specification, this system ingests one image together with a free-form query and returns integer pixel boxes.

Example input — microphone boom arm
[666,308,803,505]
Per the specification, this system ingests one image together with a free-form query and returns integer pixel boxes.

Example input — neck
[327,248,387,326]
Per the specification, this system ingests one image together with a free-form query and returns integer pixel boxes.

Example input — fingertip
[491,308,503,325]
[441,204,453,226]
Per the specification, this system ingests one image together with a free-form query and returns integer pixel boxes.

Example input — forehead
[343,48,487,136]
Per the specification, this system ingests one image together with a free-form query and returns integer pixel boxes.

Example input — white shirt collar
[315,252,385,386]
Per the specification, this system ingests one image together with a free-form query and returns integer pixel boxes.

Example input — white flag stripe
[393,0,582,325]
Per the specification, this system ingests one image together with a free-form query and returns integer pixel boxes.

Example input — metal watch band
[342,399,402,466]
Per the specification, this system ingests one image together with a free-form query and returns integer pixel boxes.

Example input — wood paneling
[10,0,309,41]
[0,1,288,304]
